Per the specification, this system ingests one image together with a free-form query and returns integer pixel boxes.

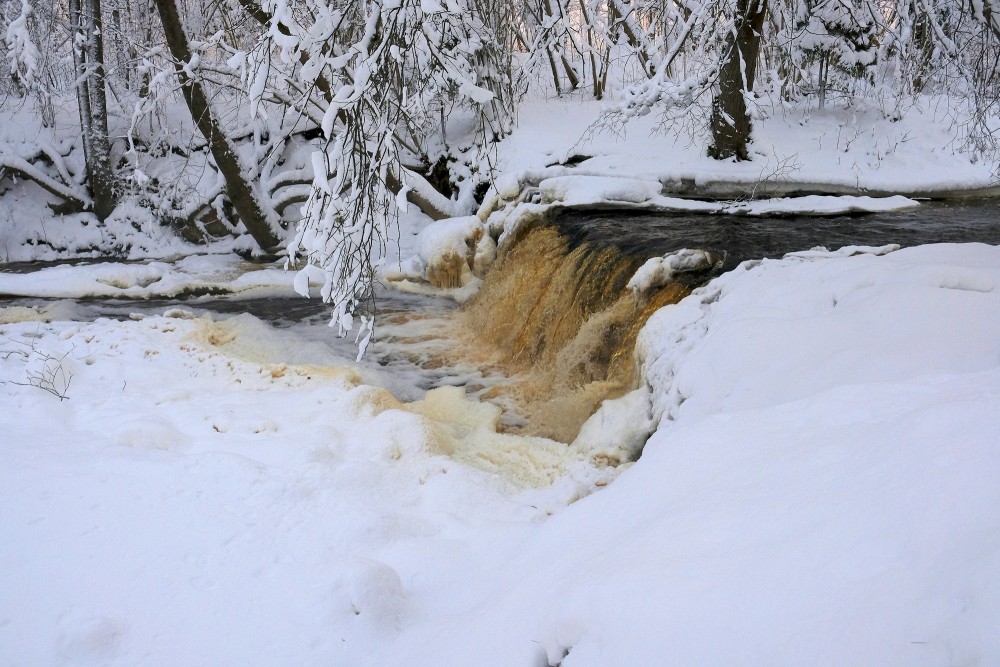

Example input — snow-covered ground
[3,240,999,665]
[492,96,1000,198]
[3,87,999,665]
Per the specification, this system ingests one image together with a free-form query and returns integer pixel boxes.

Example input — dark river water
[554,199,1000,271]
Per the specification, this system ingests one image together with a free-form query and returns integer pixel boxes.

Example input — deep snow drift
[2,241,999,665]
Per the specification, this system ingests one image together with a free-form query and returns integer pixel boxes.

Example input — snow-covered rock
[386,216,494,292]
[627,248,723,298]
[571,387,655,465]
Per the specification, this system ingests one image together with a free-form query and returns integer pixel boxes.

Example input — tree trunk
[155,0,282,252]
[708,0,768,161]
[70,0,119,221]
[816,52,830,110]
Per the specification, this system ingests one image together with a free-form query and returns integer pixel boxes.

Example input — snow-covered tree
[4,0,41,96]
[789,0,879,107]
[275,0,524,332]
[594,0,770,160]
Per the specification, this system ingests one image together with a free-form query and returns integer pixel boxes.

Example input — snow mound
[386,216,495,298]
[539,175,663,205]
[571,387,655,466]
[638,242,1000,424]
[627,248,722,297]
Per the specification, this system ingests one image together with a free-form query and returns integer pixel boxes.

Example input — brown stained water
[459,225,691,443]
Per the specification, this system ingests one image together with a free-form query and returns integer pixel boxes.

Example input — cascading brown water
[453,197,1000,444]
[458,222,689,443]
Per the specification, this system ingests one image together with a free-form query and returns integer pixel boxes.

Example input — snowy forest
[4,0,1000,297]
[2,0,1000,665]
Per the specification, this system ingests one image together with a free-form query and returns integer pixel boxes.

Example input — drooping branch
[234,0,335,104]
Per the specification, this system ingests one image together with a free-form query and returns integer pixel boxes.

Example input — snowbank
[539,175,665,205]
[637,242,1000,423]
[3,242,999,665]
[497,97,1000,199]
[0,254,306,299]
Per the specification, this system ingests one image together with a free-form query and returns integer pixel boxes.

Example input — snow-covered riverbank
[491,96,1000,199]
[3,239,999,665]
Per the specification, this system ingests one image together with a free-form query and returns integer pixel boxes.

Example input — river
[3,199,999,443]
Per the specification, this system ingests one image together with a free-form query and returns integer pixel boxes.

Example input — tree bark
[156,0,282,252]
[708,0,768,161]
[70,0,119,221]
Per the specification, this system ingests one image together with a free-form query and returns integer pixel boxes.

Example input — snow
[0,254,312,299]
[3,242,999,665]
[3,44,1000,666]
[627,248,722,295]
[637,242,1000,423]
[539,174,664,205]
[490,97,999,201]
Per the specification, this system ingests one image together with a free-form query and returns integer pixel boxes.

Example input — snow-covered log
[0,152,91,212]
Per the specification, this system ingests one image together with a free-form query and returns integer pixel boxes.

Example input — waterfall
[460,223,689,443]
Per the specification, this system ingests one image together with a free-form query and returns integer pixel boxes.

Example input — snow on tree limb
[286,0,522,330]
[0,150,91,211]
